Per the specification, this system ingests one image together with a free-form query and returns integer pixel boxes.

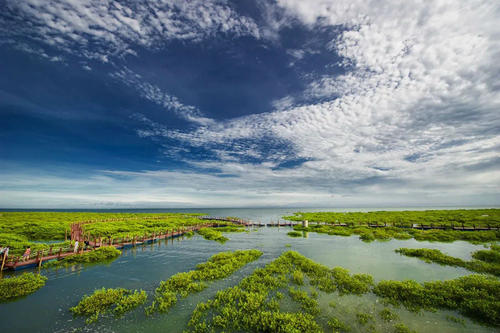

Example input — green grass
[0,212,226,256]
[70,288,147,324]
[0,273,47,302]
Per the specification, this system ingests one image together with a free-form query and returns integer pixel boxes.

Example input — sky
[0,0,499,208]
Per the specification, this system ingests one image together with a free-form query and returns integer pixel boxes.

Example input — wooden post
[65,229,68,241]
[1,253,7,271]
[49,247,53,256]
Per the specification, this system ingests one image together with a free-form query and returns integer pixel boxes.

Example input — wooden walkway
[1,222,218,271]
[199,216,499,231]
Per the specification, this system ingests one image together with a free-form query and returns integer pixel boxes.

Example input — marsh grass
[373,274,500,326]
[70,288,147,324]
[196,227,228,243]
[396,247,500,277]
[0,272,47,302]
[186,251,374,333]
[292,224,500,244]
[44,246,121,268]
[146,249,262,315]
[284,209,500,227]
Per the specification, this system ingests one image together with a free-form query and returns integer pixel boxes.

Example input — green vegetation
[393,323,417,333]
[291,224,500,244]
[146,249,262,315]
[0,273,47,302]
[44,246,121,268]
[373,274,500,326]
[284,209,500,227]
[396,247,500,277]
[356,312,374,325]
[288,287,320,315]
[70,287,147,324]
[186,251,374,333]
[0,234,70,257]
[214,225,245,233]
[327,317,351,332]
[286,209,500,243]
[379,308,399,322]
[196,228,228,243]
[472,244,500,263]
[446,315,466,326]
[0,212,224,255]
[185,249,499,330]
[287,231,303,237]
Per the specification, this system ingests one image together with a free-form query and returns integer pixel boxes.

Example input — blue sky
[0,0,499,208]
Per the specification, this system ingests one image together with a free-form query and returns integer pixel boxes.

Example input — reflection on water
[0,208,496,333]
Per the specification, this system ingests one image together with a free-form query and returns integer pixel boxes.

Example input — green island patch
[396,245,500,277]
[0,272,47,302]
[70,287,147,324]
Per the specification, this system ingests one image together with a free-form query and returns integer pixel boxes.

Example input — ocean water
[0,207,496,332]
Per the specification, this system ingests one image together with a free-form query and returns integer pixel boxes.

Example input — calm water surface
[0,208,497,332]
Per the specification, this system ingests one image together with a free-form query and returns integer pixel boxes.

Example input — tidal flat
[0,208,498,332]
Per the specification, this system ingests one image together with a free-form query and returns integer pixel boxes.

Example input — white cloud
[2,0,260,61]
[1,0,499,206]
[135,0,500,203]
[112,68,215,126]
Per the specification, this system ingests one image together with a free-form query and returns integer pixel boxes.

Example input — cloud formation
[1,0,260,62]
[1,0,499,207]
[136,0,500,203]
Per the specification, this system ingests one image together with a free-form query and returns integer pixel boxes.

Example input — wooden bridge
[1,222,219,271]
